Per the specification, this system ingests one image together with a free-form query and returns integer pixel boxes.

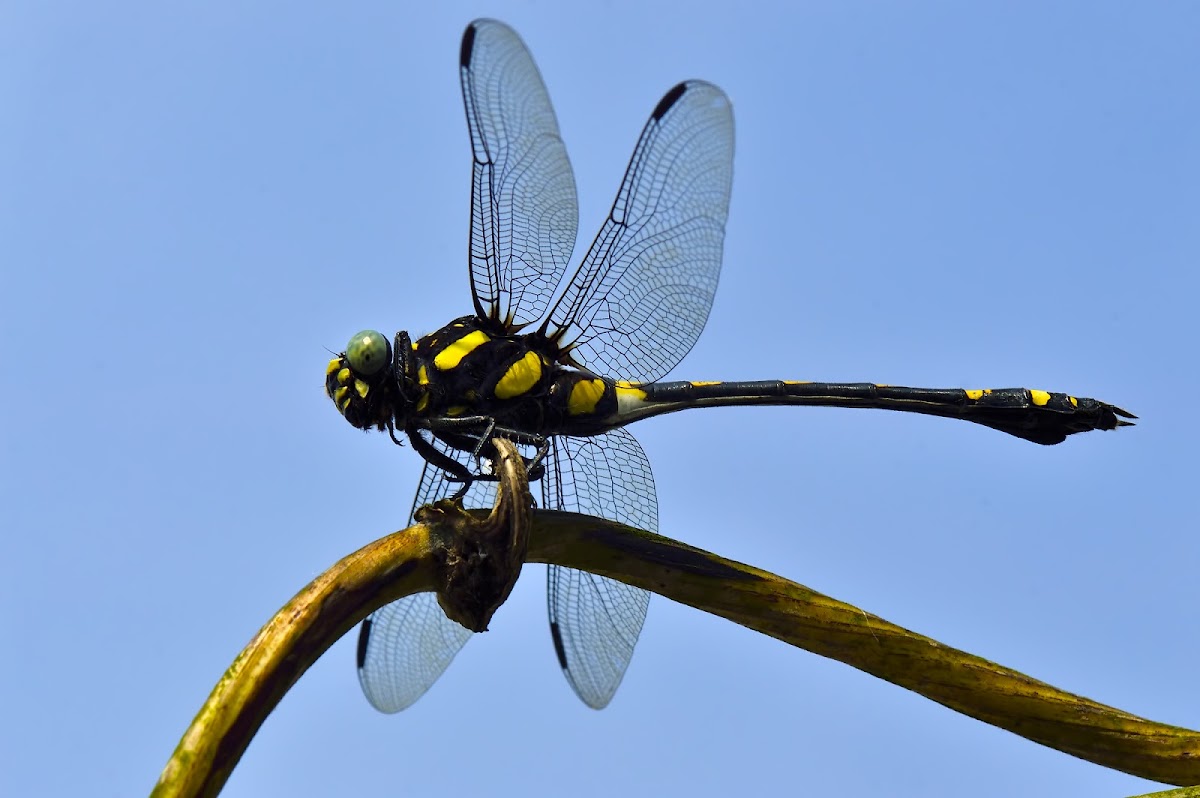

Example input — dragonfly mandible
[325,18,1133,712]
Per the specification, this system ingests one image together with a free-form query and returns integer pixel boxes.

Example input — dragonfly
[325,18,1133,712]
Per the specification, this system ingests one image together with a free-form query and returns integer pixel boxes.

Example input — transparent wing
[543,81,734,382]
[544,428,656,709]
[355,593,470,714]
[460,18,579,329]
[355,436,497,713]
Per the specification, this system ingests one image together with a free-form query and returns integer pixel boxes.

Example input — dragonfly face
[325,329,405,432]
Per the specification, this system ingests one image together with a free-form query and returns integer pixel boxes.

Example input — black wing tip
[652,82,690,121]
[549,621,569,669]
[460,22,479,68]
[355,618,373,669]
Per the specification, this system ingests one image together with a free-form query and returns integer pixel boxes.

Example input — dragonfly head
[326,329,404,431]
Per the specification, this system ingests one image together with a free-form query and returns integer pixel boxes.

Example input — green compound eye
[345,330,390,376]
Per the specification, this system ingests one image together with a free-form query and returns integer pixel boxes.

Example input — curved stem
[529,511,1200,787]
[153,499,1200,796]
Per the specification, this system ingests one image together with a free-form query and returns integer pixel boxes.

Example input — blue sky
[3,2,1198,796]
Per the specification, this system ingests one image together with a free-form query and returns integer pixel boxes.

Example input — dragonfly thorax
[407,316,563,432]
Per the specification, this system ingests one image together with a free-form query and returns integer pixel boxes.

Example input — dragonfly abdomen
[603,380,1135,445]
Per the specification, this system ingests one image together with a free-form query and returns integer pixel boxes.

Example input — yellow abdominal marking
[1069,396,1078,407]
[326,358,342,376]
[1030,389,1051,406]
[615,384,648,402]
[965,389,984,401]
[494,352,543,399]
[689,380,721,387]
[783,380,812,385]
[568,378,607,416]
[433,330,490,371]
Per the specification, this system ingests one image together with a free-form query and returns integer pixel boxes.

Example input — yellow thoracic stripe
[567,378,607,416]
[326,357,342,376]
[494,351,543,399]
[433,330,490,371]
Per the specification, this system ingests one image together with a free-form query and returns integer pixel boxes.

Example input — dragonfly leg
[468,418,499,475]
[407,426,477,499]
[414,419,548,503]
